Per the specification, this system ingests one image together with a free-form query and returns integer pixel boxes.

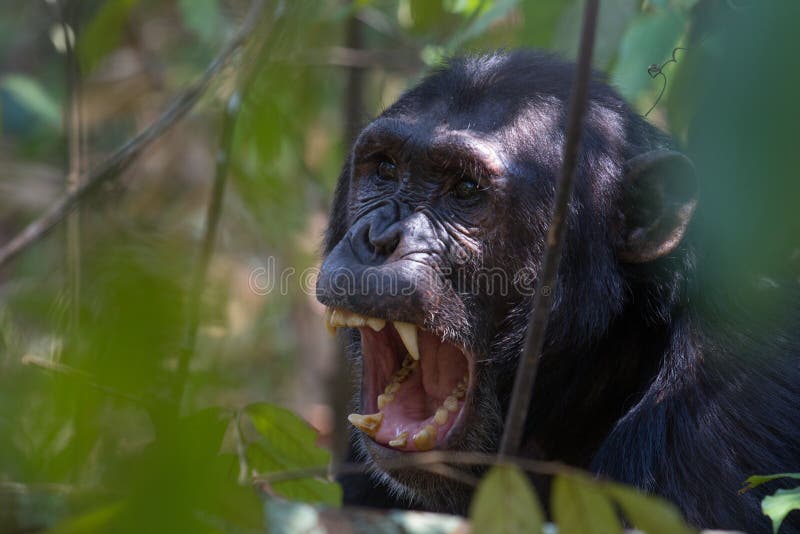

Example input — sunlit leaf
[552,474,622,534]
[1,75,61,127]
[611,8,686,102]
[605,482,696,534]
[742,473,800,493]
[469,465,545,534]
[761,487,800,534]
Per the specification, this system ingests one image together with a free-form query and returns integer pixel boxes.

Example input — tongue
[371,334,468,451]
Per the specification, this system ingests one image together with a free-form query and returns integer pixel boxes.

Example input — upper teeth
[325,308,386,334]
[324,308,419,361]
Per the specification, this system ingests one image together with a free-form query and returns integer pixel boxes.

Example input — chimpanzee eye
[376,159,398,181]
[452,179,480,200]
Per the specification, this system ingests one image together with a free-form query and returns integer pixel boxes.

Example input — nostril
[369,224,402,258]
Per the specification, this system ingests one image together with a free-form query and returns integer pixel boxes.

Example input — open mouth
[325,308,472,452]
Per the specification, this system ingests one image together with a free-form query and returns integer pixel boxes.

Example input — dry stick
[171,90,243,411]
[498,0,599,458]
[0,0,266,270]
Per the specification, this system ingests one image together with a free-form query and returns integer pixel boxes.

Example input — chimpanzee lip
[324,307,474,453]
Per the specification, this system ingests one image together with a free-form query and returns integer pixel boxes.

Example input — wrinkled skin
[316,51,800,532]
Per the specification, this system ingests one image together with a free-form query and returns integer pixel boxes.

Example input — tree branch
[498,0,599,458]
[0,0,266,270]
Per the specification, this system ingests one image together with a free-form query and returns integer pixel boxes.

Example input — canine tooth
[388,431,408,448]
[330,309,344,327]
[347,412,383,437]
[412,424,437,451]
[377,393,394,410]
[324,308,337,336]
[385,382,401,394]
[394,322,420,360]
[366,317,386,331]
[444,396,459,412]
[434,407,449,425]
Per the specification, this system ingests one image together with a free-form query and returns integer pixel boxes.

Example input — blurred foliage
[470,466,695,533]
[0,0,797,532]
[469,464,544,533]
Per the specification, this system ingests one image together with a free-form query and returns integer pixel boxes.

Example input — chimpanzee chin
[316,50,800,533]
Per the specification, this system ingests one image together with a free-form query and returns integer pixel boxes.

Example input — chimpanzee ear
[616,150,697,263]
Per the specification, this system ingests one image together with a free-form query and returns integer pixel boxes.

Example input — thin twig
[171,89,243,411]
[259,450,574,485]
[57,0,86,353]
[498,0,599,458]
[0,0,266,270]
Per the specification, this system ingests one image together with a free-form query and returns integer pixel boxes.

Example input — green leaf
[469,465,545,534]
[552,0,640,69]
[244,403,341,507]
[78,0,139,73]
[552,474,622,534]
[451,0,519,48]
[605,482,696,534]
[1,75,61,127]
[611,9,686,102]
[762,487,800,534]
[519,0,570,49]
[244,402,330,468]
[179,0,221,43]
[742,473,800,492]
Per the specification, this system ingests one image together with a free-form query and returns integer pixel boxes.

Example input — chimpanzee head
[316,51,696,509]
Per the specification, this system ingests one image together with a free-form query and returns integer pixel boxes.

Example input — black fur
[319,51,800,532]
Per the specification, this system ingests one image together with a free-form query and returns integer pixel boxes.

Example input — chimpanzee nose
[351,220,401,264]
[349,200,405,264]
[368,223,401,257]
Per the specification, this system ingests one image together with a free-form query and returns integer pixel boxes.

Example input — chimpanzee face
[316,52,696,509]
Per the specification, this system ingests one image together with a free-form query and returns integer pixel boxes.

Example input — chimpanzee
[315,50,800,532]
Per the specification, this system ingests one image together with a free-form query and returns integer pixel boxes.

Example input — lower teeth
[348,359,469,450]
[388,432,408,448]
[412,424,436,451]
